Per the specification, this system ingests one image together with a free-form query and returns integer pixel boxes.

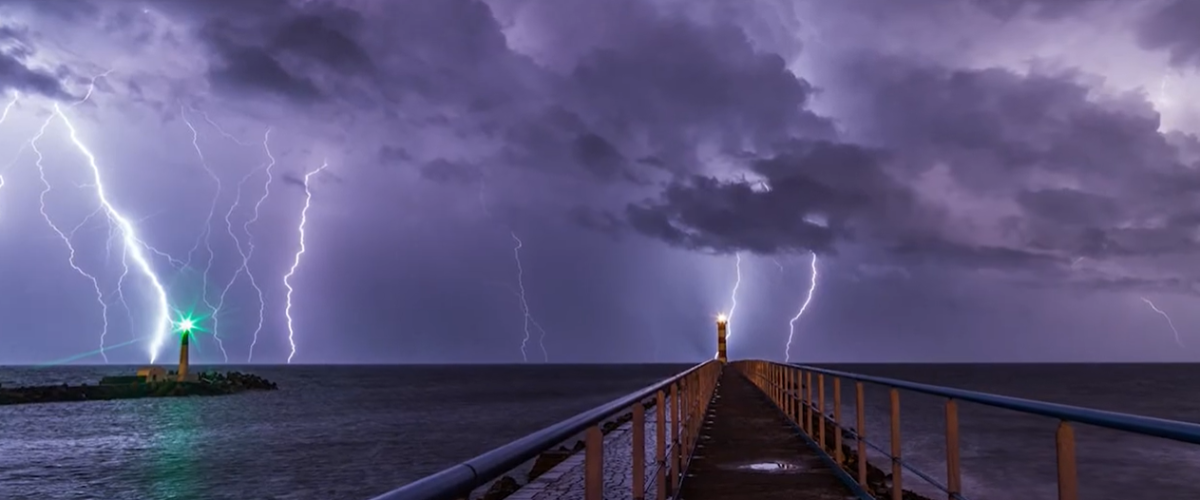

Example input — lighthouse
[716,314,728,363]
[176,318,196,382]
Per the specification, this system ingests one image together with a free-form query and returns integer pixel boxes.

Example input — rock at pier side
[0,371,278,406]
[484,398,672,500]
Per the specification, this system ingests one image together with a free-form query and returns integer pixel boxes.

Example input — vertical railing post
[669,383,681,495]
[633,400,646,500]
[771,365,777,405]
[797,369,803,427]
[681,376,690,460]
[890,388,902,500]
[777,365,782,407]
[856,381,867,487]
[656,390,666,500]
[799,369,807,434]
[818,374,826,450]
[1056,421,1078,500]
[833,377,843,465]
[945,399,961,500]
[790,368,798,423]
[805,371,813,435]
[585,424,603,500]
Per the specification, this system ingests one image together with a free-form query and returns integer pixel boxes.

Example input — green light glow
[172,308,210,339]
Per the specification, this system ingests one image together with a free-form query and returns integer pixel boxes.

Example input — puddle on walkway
[726,460,805,473]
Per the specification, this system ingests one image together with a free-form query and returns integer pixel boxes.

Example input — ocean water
[0,364,690,500]
[1,363,1198,500]
[823,363,1200,500]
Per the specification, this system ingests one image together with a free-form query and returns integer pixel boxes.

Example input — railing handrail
[788,363,1200,446]
[369,360,717,500]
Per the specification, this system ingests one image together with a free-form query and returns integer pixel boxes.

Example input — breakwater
[476,400,654,500]
[0,371,277,406]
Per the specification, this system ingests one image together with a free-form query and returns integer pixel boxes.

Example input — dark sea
[1,363,1198,500]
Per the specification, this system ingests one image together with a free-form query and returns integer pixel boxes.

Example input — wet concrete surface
[677,369,856,500]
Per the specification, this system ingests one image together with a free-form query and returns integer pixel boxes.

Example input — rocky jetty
[0,370,278,406]
[478,399,656,500]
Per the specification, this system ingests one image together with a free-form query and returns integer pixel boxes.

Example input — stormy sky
[1,0,1199,364]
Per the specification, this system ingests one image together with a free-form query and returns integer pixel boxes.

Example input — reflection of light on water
[739,461,801,472]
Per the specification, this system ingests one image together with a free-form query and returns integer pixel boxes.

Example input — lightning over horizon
[785,252,819,363]
[52,99,173,363]
[214,127,273,362]
[726,253,742,341]
[1141,297,1184,347]
[180,106,229,362]
[511,231,550,363]
[283,159,328,364]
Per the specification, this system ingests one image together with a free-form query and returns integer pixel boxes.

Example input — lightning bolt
[511,231,549,363]
[714,253,743,360]
[283,160,328,364]
[1141,297,1184,347]
[0,92,20,201]
[32,95,173,362]
[726,253,742,340]
[214,127,273,362]
[785,252,819,363]
[180,106,228,362]
[31,118,111,361]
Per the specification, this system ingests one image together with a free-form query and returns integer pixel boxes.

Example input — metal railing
[369,360,722,500]
[735,360,1200,500]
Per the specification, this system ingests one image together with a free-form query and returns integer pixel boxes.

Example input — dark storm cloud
[200,35,324,103]
[0,25,74,99]
[837,55,1182,184]
[572,133,634,182]
[626,141,914,255]
[267,12,374,74]
[619,37,1200,287]
[185,0,377,103]
[0,49,74,99]
[557,3,836,160]
[1136,0,1200,67]
[567,206,624,237]
[378,145,411,166]
[1016,188,1121,226]
[419,158,482,185]
[888,237,1065,272]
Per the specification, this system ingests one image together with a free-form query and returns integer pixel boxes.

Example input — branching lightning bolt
[1141,297,1184,348]
[215,127,273,362]
[36,101,172,362]
[283,160,328,364]
[180,107,228,362]
[785,252,819,363]
[511,231,549,363]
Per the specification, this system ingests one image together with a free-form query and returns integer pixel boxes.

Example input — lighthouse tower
[716,314,728,363]
[177,331,190,382]
[176,319,197,382]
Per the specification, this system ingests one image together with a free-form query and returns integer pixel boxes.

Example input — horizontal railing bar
[370,361,715,500]
[765,379,966,498]
[790,364,1200,446]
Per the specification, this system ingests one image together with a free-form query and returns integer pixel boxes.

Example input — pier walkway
[370,322,1200,500]
[676,368,849,500]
